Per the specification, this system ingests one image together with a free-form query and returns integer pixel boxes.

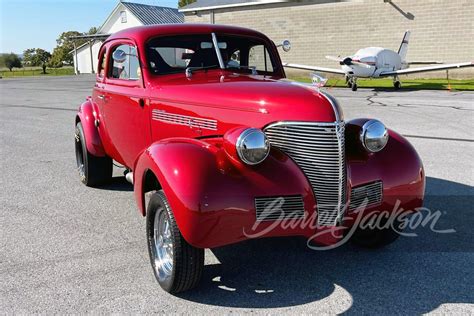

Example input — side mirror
[112,49,127,63]
[277,40,291,52]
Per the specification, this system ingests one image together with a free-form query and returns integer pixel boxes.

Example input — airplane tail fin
[398,31,410,62]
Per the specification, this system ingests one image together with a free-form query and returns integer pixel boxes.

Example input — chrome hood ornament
[311,72,328,92]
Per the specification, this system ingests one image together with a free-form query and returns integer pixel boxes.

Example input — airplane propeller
[325,55,343,62]
[325,55,372,68]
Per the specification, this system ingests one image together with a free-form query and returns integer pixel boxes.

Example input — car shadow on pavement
[97,176,133,192]
[178,176,474,313]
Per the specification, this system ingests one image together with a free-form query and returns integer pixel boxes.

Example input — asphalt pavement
[1,75,473,314]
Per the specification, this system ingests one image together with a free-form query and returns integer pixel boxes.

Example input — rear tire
[146,190,204,293]
[351,83,358,91]
[75,122,112,187]
[394,81,402,90]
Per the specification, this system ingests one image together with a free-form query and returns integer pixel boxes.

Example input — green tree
[88,26,99,35]
[1,53,23,71]
[51,28,98,67]
[23,48,51,74]
[53,31,83,66]
[49,47,65,68]
[178,0,196,8]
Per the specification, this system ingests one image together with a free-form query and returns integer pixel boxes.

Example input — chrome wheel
[153,209,174,281]
[146,191,204,293]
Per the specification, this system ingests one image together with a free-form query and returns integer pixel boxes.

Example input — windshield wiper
[185,65,219,78]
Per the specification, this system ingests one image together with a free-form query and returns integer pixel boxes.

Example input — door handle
[98,95,105,100]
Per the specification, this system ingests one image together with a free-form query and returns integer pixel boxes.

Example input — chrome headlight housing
[236,128,270,165]
[360,120,389,153]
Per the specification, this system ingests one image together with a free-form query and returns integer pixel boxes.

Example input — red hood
[146,70,341,133]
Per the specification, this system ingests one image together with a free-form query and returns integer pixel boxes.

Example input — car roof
[106,23,270,44]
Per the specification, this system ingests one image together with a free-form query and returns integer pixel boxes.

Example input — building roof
[106,23,269,43]
[121,2,184,24]
[181,0,248,10]
[180,0,290,12]
[71,1,184,53]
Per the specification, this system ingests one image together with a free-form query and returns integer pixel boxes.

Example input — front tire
[146,190,204,293]
[351,83,358,91]
[75,122,112,187]
[350,218,402,248]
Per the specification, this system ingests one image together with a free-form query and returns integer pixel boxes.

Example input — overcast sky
[0,0,178,54]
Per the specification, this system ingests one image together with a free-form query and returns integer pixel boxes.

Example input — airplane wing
[283,63,346,75]
[408,61,443,65]
[380,61,473,76]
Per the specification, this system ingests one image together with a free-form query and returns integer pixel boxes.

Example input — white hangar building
[73,1,183,74]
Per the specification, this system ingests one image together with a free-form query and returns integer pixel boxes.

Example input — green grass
[0,67,74,77]
[289,76,474,91]
[1,67,473,90]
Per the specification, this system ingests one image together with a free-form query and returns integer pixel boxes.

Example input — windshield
[146,34,277,76]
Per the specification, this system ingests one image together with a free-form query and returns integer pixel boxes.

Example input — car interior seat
[188,48,229,68]
[148,48,174,74]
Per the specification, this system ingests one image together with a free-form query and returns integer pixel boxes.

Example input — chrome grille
[350,181,383,210]
[264,122,346,226]
[255,195,305,221]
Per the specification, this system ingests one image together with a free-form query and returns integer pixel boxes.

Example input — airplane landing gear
[393,76,401,90]
[351,77,358,91]
[347,77,358,91]
[345,76,352,88]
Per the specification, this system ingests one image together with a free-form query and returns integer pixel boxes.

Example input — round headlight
[360,120,389,153]
[236,128,270,165]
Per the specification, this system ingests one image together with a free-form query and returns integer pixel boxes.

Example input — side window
[98,49,106,78]
[109,44,140,80]
[248,45,273,73]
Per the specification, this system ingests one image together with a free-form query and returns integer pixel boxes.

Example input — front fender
[76,98,105,157]
[133,137,316,248]
[345,119,425,223]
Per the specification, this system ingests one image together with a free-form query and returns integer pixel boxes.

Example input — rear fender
[76,98,106,157]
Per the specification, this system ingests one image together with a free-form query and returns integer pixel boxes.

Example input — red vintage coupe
[75,24,425,293]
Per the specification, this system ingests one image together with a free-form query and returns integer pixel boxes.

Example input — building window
[120,11,127,23]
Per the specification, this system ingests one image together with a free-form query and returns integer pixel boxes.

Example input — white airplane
[283,31,473,91]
